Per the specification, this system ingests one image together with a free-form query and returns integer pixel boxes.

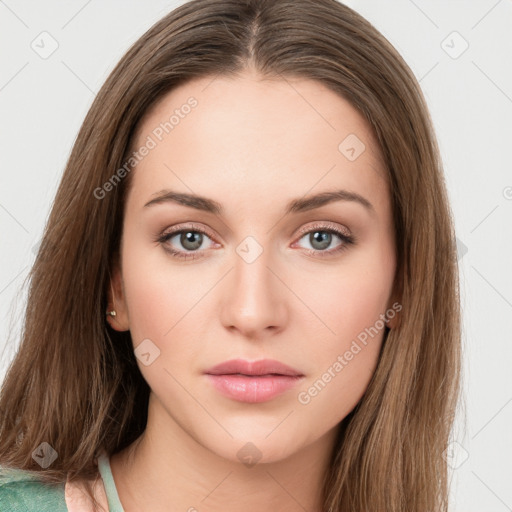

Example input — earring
[107,310,117,317]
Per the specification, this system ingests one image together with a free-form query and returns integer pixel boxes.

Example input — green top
[0,452,125,511]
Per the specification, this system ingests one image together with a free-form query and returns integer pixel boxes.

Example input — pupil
[182,231,202,250]
[311,231,330,250]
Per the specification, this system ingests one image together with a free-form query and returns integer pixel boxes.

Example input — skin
[107,67,398,512]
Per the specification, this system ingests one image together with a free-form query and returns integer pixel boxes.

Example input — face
[108,68,397,464]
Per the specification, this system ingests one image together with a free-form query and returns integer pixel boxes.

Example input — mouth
[205,358,304,377]
[219,372,293,377]
[204,359,304,403]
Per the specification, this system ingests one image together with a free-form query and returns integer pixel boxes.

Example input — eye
[293,222,355,258]
[156,221,355,261]
[156,224,218,261]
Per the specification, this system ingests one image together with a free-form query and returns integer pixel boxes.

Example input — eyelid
[159,222,220,244]
[157,220,354,260]
[294,220,352,239]
[159,220,351,244]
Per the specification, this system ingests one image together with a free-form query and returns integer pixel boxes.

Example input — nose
[219,246,288,340]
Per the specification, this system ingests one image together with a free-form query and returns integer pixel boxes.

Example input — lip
[204,358,304,403]
[205,358,303,377]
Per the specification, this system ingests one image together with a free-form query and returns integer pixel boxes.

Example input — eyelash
[155,222,355,261]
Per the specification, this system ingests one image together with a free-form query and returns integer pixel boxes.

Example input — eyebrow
[144,188,375,216]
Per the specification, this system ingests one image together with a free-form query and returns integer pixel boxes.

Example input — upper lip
[205,358,303,377]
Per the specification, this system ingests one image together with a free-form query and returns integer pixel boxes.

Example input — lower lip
[205,374,304,403]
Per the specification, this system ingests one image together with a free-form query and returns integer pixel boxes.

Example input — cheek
[120,236,199,344]
[306,270,387,377]
[293,247,394,414]
[294,275,388,423]
[300,255,393,350]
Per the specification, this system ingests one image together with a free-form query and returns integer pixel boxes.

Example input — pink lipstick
[204,358,304,403]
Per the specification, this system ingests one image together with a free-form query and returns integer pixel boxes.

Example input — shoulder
[0,466,67,512]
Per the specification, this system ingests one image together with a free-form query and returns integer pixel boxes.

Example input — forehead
[128,70,388,212]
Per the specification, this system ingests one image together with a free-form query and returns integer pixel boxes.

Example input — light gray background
[1,1,511,510]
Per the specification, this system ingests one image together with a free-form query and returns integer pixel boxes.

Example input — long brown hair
[0,1,461,510]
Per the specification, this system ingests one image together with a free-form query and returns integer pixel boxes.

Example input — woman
[0,0,461,510]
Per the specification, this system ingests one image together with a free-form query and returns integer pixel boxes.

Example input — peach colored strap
[64,472,110,512]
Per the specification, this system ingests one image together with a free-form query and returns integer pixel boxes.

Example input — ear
[385,300,401,329]
[385,275,402,330]
[106,263,130,332]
